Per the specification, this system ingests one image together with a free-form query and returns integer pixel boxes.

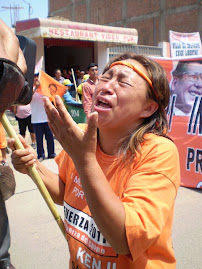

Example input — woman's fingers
[11,148,36,174]
[55,95,77,128]
[8,135,33,151]
[8,135,37,174]
[44,96,78,136]
[87,112,98,135]
[12,150,36,164]
[7,138,16,151]
[43,97,61,135]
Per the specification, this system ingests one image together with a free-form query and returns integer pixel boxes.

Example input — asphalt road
[4,112,202,269]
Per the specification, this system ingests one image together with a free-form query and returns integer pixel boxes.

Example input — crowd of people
[7,63,96,163]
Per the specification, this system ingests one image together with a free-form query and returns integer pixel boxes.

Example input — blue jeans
[33,122,55,159]
[0,195,11,268]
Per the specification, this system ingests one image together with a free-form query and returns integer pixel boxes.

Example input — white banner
[169,30,202,58]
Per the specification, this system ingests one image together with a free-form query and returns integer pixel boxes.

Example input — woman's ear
[140,100,159,118]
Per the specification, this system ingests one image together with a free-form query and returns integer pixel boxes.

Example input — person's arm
[13,106,17,115]
[44,96,130,255]
[0,20,27,115]
[63,92,78,105]
[8,136,65,205]
[82,83,93,118]
[0,19,26,73]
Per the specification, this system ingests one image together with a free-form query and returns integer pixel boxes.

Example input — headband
[110,61,159,99]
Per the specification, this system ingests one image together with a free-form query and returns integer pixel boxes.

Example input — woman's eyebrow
[104,68,131,78]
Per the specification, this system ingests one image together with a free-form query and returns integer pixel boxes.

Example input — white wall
[33,37,45,70]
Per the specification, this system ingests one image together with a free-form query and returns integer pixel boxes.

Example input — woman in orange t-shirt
[10,53,180,268]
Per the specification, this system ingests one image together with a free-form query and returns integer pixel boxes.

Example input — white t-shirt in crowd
[30,92,48,124]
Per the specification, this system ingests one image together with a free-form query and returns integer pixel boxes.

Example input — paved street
[4,112,202,269]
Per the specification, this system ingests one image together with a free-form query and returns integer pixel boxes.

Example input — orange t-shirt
[55,133,180,269]
[0,122,7,149]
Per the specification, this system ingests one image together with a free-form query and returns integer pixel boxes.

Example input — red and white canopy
[16,18,138,45]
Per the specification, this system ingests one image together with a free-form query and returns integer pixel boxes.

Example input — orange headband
[110,61,159,99]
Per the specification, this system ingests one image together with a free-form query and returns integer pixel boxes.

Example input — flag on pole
[37,70,66,104]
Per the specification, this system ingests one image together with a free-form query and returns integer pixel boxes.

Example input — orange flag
[37,70,66,103]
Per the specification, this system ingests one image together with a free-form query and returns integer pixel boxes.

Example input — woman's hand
[8,135,37,175]
[44,95,98,167]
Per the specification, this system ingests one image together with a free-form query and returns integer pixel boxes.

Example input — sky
[0,0,48,27]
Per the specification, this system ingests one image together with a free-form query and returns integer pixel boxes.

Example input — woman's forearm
[35,161,65,205]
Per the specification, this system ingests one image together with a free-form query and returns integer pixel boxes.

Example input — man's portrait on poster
[170,60,202,117]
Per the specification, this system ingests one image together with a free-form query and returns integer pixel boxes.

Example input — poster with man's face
[170,61,202,116]
[153,56,202,189]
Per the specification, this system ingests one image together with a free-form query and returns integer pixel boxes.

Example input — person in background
[0,18,27,269]
[67,69,72,79]
[82,63,99,118]
[62,68,69,79]
[10,53,180,269]
[77,70,85,86]
[53,68,65,84]
[62,79,78,106]
[77,74,90,102]
[170,60,202,116]
[14,105,36,149]
[30,74,56,161]
[0,123,8,166]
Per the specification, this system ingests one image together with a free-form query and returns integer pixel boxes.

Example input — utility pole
[1,5,24,27]
[23,0,33,19]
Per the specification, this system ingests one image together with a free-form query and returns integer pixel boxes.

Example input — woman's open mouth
[95,98,112,109]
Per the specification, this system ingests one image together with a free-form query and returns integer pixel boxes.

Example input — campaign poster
[153,56,202,189]
[169,30,202,58]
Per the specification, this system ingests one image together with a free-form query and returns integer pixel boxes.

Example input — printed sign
[41,27,138,44]
[64,202,117,257]
[169,30,202,58]
[153,56,202,188]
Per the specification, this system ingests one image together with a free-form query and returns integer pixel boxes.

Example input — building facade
[48,0,202,46]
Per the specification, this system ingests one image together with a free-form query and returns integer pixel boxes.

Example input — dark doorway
[44,39,94,76]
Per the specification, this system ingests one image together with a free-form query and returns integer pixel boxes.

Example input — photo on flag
[37,70,67,104]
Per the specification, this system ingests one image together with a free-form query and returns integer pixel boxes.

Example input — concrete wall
[48,0,202,46]
[94,42,109,74]
[34,37,45,70]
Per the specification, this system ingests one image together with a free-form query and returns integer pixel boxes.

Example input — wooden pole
[1,113,66,240]
[71,68,81,103]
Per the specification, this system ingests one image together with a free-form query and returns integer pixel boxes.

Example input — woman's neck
[98,129,129,156]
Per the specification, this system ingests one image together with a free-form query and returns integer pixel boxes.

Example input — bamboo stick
[1,113,66,240]
[71,68,81,103]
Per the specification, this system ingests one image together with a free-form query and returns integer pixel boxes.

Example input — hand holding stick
[1,113,66,239]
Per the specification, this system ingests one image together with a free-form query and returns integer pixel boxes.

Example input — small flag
[37,70,66,104]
